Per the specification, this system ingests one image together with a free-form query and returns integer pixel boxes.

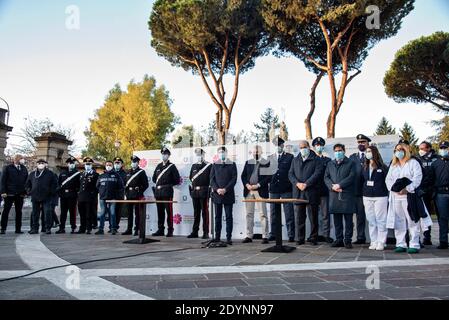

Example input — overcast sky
[1,0,448,155]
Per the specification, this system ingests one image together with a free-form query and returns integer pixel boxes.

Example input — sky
[0,0,448,155]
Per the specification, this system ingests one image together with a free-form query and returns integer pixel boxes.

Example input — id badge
[367,181,374,187]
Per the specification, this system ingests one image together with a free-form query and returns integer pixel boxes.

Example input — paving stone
[195,279,248,288]
[206,273,246,280]
[419,285,449,296]
[255,293,324,300]
[318,290,387,300]
[0,278,74,300]
[287,282,353,293]
[236,285,295,296]
[281,276,326,284]
[157,280,197,289]
[243,277,288,286]
[383,278,441,288]
[374,287,441,299]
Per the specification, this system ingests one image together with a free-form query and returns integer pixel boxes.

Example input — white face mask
[131,162,139,169]
[85,165,92,171]
[37,164,45,171]
[19,159,26,165]
[114,163,122,171]
[105,165,113,172]
[418,150,427,157]
[68,163,76,170]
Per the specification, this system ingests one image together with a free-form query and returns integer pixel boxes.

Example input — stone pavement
[1,223,449,300]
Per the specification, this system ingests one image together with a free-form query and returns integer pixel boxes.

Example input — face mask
[105,165,113,172]
[334,151,345,161]
[395,151,405,160]
[162,155,169,162]
[85,165,92,171]
[315,146,324,154]
[358,145,367,152]
[418,150,427,157]
[131,162,139,169]
[196,156,203,163]
[19,159,26,165]
[366,152,373,161]
[68,164,76,170]
[300,148,310,158]
[114,163,122,171]
[439,149,449,158]
[37,164,45,171]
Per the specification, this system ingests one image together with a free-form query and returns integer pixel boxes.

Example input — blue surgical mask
[395,151,405,160]
[439,149,449,158]
[366,152,373,161]
[114,163,122,171]
[85,164,92,171]
[131,162,139,169]
[300,148,310,158]
[162,155,169,162]
[315,146,324,154]
[334,151,345,161]
[219,152,226,161]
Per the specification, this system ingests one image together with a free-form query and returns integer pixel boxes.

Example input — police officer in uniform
[152,147,180,237]
[418,141,439,245]
[56,157,81,234]
[268,137,295,242]
[122,155,149,236]
[349,134,370,244]
[312,137,334,243]
[113,157,127,233]
[188,148,212,239]
[77,157,99,234]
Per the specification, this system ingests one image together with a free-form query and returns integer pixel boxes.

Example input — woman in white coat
[386,142,426,254]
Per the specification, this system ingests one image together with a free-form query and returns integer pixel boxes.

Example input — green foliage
[384,31,449,112]
[84,75,177,163]
[429,116,449,146]
[374,117,396,135]
[399,122,419,154]
[253,107,280,142]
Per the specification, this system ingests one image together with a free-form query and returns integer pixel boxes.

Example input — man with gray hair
[0,155,28,234]
[241,145,271,244]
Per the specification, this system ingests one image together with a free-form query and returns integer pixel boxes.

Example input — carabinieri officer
[152,147,180,237]
[57,157,81,234]
[188,148,212,239]
[77,157,99,234]
[122,155,149,236]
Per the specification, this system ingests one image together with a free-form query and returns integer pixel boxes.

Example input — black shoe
[345,242,353,249]
[317,235,327,242]
[111,229,117,235]
[331,241,344,248]
[56,229,66,234]
[46,230,52,235]
[86,230,92,235]
[108,229,112,234]
[41,229,46,233]
[306,237,312,243]
[71,229,76,234]
[95,230,104,235]
[226,239,233,245]
[437,242,448,250]
[268,236,276,241]
[92,226,98,230]
[29,230,39,235]
[420,241,425,249]
[261,238,269,244]
[353,239,366,245]
[76,230,86,234]
[0,230,5,235]
[166,232,173,238]
[423,239,433,246]
[52,223,59,229]
[152,230,164,236]
[187,233,199,239]
[202,234,210,240]
[242,237,253,244]
[15,231,24,234]
[311,240,318,246]
[296,240,305,246]
[288,237,295,243]
[122,230,132,235]
[326,237,334,244]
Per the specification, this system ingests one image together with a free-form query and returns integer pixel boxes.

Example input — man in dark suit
[210,146,237,245]
[268,137,295,242]
[289,141,324,245]
[0,155,28,234]
[188,148,212,239]
[77,157,99,234]
[241,145,271,244]
[152,147,180,237]
[349,134,370,245]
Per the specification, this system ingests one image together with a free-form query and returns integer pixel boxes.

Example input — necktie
[360,153,366,164]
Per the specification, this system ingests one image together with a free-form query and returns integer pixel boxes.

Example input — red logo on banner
[139,158,148,168]
[174,213,183,225]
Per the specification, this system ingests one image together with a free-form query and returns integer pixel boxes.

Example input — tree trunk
[305,73,324,140]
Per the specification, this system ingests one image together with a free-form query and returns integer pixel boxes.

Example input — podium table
[243,198,309,253]
[106,199,177,245]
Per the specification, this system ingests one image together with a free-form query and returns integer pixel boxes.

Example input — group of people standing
[0,134,448,254]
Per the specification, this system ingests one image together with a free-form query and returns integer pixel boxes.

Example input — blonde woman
[386,142,427,254]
